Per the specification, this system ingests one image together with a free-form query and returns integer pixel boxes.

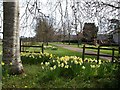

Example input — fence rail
[82,45,120,62]
[85,46,118,51]
[20,44,44,53]
[21,45,43,48]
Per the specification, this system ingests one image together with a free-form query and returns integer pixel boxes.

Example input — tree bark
[3,0,24,75]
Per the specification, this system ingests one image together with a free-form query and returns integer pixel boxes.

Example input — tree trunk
[3,0,24,75]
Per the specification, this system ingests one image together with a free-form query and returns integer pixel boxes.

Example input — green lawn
[45,46,82,57]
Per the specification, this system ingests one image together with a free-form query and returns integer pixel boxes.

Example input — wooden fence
[82,45,120,62]
[20,40,44,53]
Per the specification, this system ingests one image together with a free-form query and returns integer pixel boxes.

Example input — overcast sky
[19,0,120,37]
[0,0,120,38]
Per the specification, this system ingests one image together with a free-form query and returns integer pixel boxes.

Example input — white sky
[0,0,120,38]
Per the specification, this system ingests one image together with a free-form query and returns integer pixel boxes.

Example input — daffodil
[50,54,53,58]
[58,64,61,67]
[42,66,44,69]
[90,65,96,68]
[64,56,69,61]
[41,62,44,65]
[25,86,28,88]
[65,65,69,69]
[60,57,64,61]
[95,60,97,63]
[57,60,60,64]
[96,65,100,68]
[39,55,42,58]
[71,60,73,63]
[50,67,54,71]
[98,60,102,64]
[10,62,12,65]
[0,51,2,55]
[82,66,85,70]
[57,57,59,60]
[1,62,5,66]
[61,63,64,67]
[45,53,49,56]
[78,62,82,65]
[64,61,67,64]
[53,65,56,69]
[74,60,78,64]
[45,62,49,66]
[53,60,55,63]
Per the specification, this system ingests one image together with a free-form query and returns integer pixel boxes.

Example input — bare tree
[35,17,54,45]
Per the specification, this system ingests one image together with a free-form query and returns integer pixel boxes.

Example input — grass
[2,64,118,88]
[1,43,120,88]
[2,52,119,88]
[45,46,82,57]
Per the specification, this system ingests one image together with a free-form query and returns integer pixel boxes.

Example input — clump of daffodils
[21,52,56,63]
[40,55,84,71]
[40,55,108,71]
[21,52,113,75]
[40,55,111,78]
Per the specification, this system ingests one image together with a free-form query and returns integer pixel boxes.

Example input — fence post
[82,44,85,62]
[97,45,100,63]
[118,46,120,62]
[23,42,25,52]
[42,43,44,53]
[20,38,21,52]
[112,48,115,62]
